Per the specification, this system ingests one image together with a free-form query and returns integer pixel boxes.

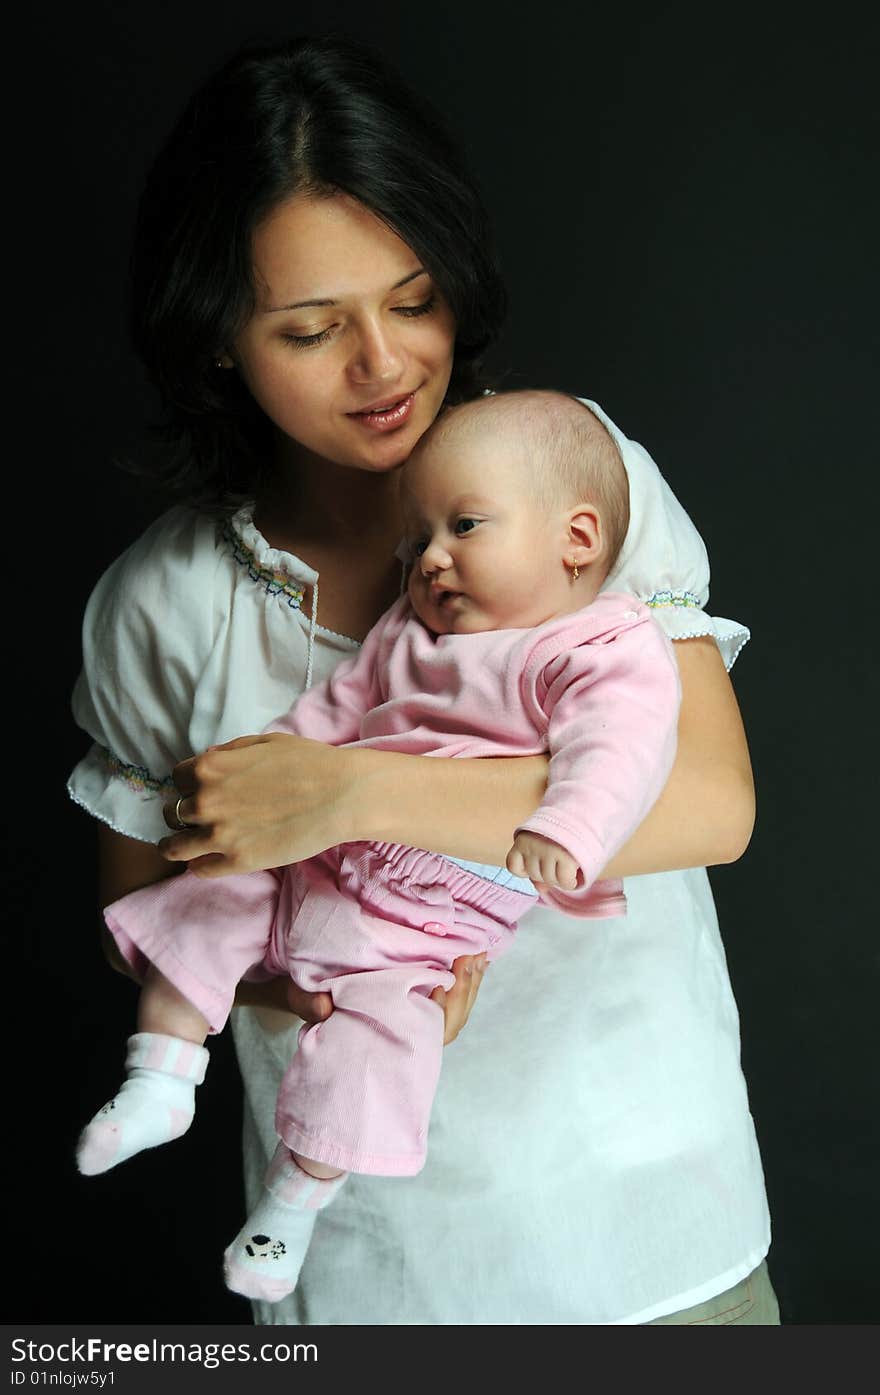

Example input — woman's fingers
[432,952,488,1045]
[157,733,353,874]
[168,753,199,796]
[162,738,271,831]
[234,975,332,1018]
[158,824,216,860]
[162,754,207,830]
[162,793,199,831]
[285,981,334,1025]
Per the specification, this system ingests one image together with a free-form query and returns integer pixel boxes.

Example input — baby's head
[402,390,629,635]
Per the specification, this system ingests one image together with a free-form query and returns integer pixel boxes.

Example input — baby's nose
[420,541,453,575]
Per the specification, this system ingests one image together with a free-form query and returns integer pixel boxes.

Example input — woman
[69,35,776,1324]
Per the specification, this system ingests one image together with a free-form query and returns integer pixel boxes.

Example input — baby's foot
[77,1033,208,1175]
[223,1146,347,1302]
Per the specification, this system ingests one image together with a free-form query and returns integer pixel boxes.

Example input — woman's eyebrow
[264,267,429,314]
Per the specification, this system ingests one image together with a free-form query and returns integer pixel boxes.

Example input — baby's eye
[410,539,428,558]
[454,518,479,535]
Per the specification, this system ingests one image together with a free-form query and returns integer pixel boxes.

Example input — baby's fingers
[506,847,527,877]
[554,858,580,891]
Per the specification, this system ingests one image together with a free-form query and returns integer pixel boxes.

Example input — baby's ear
[566,504,604,567]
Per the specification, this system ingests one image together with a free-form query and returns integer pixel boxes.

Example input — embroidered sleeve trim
[221,520,306,611]
[99,745,175,794]
[643,589,702,610]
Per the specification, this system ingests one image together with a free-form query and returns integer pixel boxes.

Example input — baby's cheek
[406,570,425,616]
[407,579,444,634]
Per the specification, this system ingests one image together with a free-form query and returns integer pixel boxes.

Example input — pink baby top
[266,589,681,912]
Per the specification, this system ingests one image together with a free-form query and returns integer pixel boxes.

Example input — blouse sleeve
[583,399,750,671]
[67,508,218,844]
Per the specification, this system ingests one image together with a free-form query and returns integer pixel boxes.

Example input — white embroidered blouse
[68,400,770,1324]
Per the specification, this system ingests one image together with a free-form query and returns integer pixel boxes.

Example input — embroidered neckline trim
[221,520,307,611]
[220,516,390,650]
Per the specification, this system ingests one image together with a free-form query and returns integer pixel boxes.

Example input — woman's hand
[160,733,357,876]
[234,975,334,1022]
[237,957,486,1045]
[431,953,488,1044]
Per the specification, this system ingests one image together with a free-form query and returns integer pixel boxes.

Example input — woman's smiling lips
[348,391,417,432]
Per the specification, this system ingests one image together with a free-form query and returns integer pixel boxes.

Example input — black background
[12,1,878,1324]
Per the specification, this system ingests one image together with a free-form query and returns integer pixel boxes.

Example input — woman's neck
[254,443,404,560]
[251,442,407,640]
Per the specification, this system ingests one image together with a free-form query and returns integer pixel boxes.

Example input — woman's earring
[571,562,580,582]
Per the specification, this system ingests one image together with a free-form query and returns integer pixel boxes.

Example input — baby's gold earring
[570,561,580,582]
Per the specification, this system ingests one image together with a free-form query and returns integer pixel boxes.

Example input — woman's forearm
[349,750,548,865]
[161,635,753,880]
[353,635,754,878]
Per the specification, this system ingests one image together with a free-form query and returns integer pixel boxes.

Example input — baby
[77,390,682,1302]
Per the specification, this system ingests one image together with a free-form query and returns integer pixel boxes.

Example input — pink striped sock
[76,1032,209,1176]
[223,1144,347,1303]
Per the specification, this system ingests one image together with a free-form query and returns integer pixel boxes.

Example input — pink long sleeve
[515,604,681,913]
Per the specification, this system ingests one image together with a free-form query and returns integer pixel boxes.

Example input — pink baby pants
[106,842,536,1176]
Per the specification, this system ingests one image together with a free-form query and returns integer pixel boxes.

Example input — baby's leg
[223,1145,347,1303]
[76,967,211,1176]
[136,964,213,1042]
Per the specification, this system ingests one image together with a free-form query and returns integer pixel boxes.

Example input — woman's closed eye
[282,326,335,349]
[393,296,436,320]
[282,298,437,351]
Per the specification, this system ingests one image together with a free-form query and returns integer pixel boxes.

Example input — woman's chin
[351,432,424,474]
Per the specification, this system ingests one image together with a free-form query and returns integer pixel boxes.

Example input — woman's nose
[349,318,404,385]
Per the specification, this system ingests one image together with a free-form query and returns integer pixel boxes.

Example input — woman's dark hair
[129,35,507,507]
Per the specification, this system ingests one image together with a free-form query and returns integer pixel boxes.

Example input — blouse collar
[227,503,320,587]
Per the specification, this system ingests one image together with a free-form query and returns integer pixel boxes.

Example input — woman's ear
[566,504,604,569]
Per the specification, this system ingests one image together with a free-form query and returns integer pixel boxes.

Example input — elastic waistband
[445,854,536,896]
[362,841,539,916]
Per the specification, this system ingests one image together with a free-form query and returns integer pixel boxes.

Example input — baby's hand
[506,833,581,891]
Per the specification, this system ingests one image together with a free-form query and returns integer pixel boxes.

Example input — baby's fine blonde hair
[429,389,630,575]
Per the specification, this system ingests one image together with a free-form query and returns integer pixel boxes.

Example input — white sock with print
[77,1032,209,1175]
[223,1143,348,1303]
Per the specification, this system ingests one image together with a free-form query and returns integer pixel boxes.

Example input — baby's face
[402,426,576,635]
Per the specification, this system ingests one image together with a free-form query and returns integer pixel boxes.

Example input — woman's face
[229,192,457,473]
